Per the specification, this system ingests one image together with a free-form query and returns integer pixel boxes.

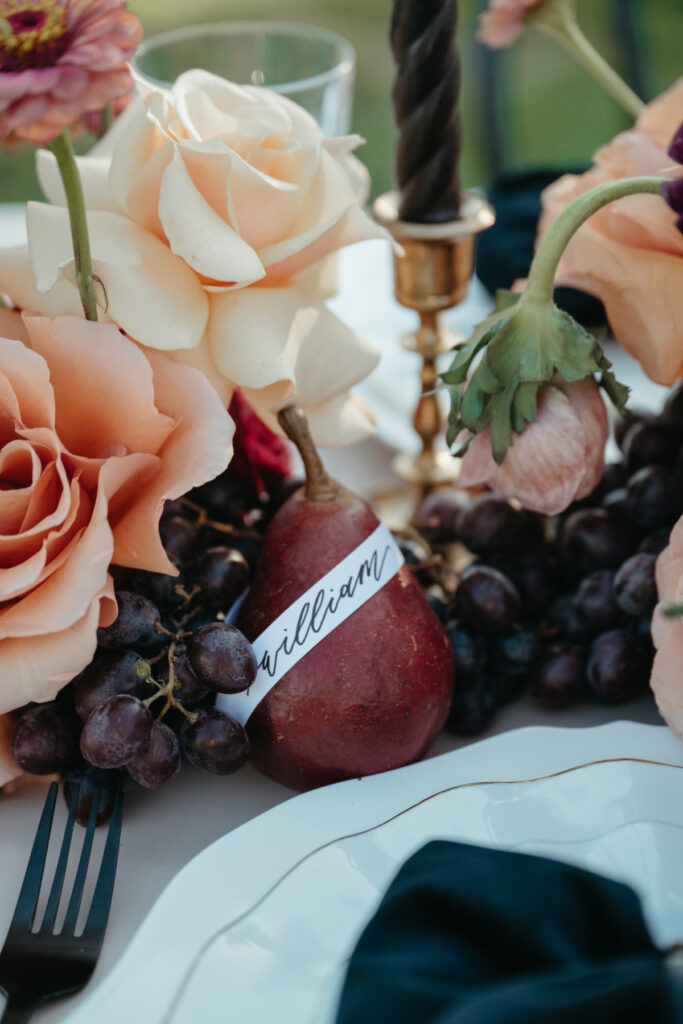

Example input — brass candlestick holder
[371,189,495,526]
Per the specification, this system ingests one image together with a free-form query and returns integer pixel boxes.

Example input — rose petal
[24,316,175,457]
[0,334,54,429]
[36,148,121,213]
[158,147,265,285]
[0,245,84,319]
[0,579,115,714]
[111,351,235,573]
[208,285,379,403]
[27,205,209,351]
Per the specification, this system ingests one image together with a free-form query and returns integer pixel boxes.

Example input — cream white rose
[0,70,387,444]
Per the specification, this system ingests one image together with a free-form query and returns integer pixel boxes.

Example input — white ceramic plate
[61,721,683,1024]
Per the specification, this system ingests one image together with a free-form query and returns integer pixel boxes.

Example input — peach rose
[0,309,234,722]
[651,517,683,737]
[458,377,608,514]
[0,70,386,445]
[539,78,683,386]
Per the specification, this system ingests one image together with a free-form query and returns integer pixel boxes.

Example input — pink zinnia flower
[0,0,142,145]
[477,0,549,48]
[458,377,608,515]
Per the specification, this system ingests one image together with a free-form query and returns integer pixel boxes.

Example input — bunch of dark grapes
[405,388,683,737]
[9,468,301,824]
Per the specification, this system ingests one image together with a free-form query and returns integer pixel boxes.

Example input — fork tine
[83,784,124,941]
[62,786,101,934]
[41,783,79,934]
[8,782,58,931]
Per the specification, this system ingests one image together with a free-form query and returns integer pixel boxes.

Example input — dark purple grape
[124,570,185,613]
[445,676,498,736]
[415,487,469,544]
[397,535,434,587]
[562,508,635,572]
[497,545,560,616]
[63,763,123,826]
[80,695,153,769]
[586,630,652,702]
[639,528,672,556]
[11,704,79,775]
[601,488,633,521]
[622,420,679,472]
[446,621,488,680]
[490,673,525,706]
[573,571,623,632]
[614,411,652,451]
[159,515,198,565]
[454,566,522,634]
[74,651,153,721]
[599,462,627,496]
[531,645,586,708]
[181,707,249,774]
[491,630,540,677]
[459,496,541,556]
[156,644,209,705]
[188,472,251,522]
[187,623,257,694]
[184,547,249,611]
[547,594,592,645]
[659,387,683,433]
[266,476,304,512]
[613,554,657,617]
[628,466,683,530]
[229,535,263,574]
[127,723,181,789]
[424,584,450,622]
[97,591,164,654]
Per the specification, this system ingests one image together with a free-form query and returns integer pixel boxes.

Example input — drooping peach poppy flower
[458,377,608,515]
[0,0,142,145]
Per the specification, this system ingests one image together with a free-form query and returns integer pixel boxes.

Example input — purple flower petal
[669,123,683,165]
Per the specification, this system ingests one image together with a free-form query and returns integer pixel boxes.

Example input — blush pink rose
[539,78,683,386]
[458,377,608,514]
[0,309,234,721]
[3,69,385,446]
[651,517,683,737]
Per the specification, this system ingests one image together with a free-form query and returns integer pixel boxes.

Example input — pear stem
[277,405,339,503]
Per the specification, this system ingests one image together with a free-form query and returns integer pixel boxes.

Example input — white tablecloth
[0,208,670,1022]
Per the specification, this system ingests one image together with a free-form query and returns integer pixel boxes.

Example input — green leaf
[461,374,487,429]
[511,380,539,433]
[440,327,495,386]
[494,289,520,313]
[489,391,514,464]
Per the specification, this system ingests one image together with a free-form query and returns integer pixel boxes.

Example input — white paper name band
[216,522,404,725]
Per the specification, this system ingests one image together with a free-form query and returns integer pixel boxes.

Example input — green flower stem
[49,129,98,322]
[528,0,645,121]
[522,175,667,306]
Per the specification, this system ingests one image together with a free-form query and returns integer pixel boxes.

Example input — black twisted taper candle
[391,0,461,224]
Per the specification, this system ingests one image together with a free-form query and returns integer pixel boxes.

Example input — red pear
[236,406,453,790]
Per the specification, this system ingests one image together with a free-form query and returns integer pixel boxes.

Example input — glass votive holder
[132,20,356,136]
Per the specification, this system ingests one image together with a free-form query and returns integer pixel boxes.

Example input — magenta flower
[0,0,142,145]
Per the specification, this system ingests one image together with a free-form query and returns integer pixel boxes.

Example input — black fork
[0,781,124,1023]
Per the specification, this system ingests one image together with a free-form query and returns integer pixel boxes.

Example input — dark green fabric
[336,841,675,1024]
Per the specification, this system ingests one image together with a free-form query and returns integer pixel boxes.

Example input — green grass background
[1,0,681,203]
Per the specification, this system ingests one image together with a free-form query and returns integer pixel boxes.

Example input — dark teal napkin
[336,841,679,1024]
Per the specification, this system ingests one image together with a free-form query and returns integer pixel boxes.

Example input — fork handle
[1,997,35,1023]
